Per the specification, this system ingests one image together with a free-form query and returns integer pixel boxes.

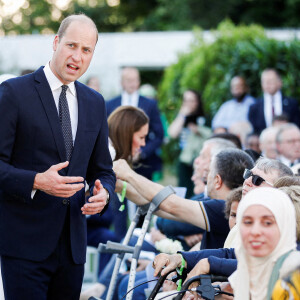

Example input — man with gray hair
[192,138,237,196]
[259,126,279,159]
[114,148,254,249]
[242,156,293,196]
[276,123,300,167]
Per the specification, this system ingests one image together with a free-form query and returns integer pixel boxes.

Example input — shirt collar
[278,155,292,167]
[264,90,281,102]
[43,62,76,96]
[122,90,139,99]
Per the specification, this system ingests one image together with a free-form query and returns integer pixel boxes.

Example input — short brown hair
[108,106,149,163]
[224,186,243,219]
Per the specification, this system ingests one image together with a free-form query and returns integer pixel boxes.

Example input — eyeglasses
[243,169,274,187]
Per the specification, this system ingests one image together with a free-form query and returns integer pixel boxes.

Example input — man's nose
[72,49,81,61]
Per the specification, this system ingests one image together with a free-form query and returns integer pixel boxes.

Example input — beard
[233,92,247,102]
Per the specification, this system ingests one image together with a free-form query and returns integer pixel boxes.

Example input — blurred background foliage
[158,20,300,163]
[2,0,300,35]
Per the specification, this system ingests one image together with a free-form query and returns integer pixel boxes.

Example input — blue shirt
[212,95,256,129]
[180,248,237,276]
[199,199,230,250]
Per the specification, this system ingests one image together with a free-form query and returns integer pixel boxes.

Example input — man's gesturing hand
[33,161,84,197]
[81,179,108,215]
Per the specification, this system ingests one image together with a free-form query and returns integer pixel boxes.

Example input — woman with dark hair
[168,89,211,198]
[108,105,149,163]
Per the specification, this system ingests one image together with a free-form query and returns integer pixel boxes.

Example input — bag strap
[267,250,294,299]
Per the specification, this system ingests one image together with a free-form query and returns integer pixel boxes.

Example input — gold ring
[152,260,156,268]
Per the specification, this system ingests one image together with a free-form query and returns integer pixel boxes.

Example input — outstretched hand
[33,161,84,198]
[81,179,108,215]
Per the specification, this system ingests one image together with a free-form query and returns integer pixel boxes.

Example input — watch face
[105,189,109,202]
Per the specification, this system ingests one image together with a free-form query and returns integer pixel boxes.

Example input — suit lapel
[282,96,290,112]
[34,68,66,163]
[138,96,147,111]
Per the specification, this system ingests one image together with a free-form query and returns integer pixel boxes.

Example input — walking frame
[93,185,176,300]
[148,269,231,300]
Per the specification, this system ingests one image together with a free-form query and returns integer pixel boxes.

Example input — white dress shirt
[264,91,282,127]
[121,91,139,107]
[278,155,300,168]
[43,62,78,143]
[211,95,256,129]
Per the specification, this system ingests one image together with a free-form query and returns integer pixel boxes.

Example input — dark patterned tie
[59,85,73,161]
[271,96,275,118]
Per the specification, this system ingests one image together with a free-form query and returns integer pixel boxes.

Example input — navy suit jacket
[248,95,300,134]
[0,67,116,264]
[106,95,164,178]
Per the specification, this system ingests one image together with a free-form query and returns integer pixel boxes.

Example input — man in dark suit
[106,67,164,180]
[0,15,116,300]
[248,68,300,134]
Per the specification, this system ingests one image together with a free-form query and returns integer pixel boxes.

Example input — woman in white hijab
[229,187,299,300]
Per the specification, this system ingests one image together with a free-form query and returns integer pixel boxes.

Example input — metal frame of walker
[95,185,176,300]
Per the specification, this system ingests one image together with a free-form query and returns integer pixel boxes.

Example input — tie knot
[61,85,68,93]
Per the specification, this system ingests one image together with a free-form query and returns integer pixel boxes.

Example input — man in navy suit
[106,67,164,180]
[248,68,300,134]
[0,15,116,300]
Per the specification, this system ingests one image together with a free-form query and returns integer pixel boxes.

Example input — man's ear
[53,35,59,51]
[214,174,223,190]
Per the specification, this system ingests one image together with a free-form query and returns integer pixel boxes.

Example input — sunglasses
[243,169,274,187]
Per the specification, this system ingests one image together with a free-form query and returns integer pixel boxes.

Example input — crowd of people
[1,12,300,300]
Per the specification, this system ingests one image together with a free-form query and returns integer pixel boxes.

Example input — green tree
[2,0,300,35]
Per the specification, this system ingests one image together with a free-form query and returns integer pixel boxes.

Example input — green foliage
[158,20,300,163]
[3,0,300,35]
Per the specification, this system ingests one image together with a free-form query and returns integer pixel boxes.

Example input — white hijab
[229,187,297,300]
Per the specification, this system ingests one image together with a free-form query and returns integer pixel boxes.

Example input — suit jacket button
[62,199,69,205]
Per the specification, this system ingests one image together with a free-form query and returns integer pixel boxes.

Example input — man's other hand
[33,161,84,198]
[81,179,108,215]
